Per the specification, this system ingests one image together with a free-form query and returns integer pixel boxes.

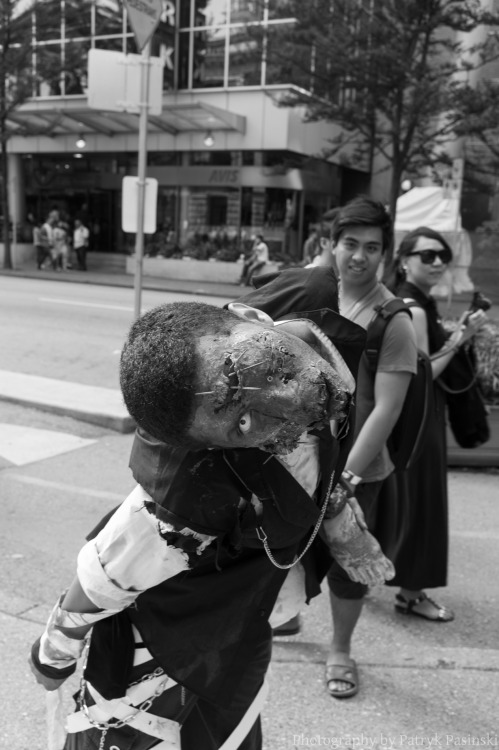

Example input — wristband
[340,470,363,498]
[341,470,363,486]
[31,638,76,680]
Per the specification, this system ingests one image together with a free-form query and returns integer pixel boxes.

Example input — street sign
[87,49,164,115]
[124,0,163,52]
[122,176,158,234]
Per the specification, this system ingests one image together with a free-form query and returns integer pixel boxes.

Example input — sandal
[394,592,454,622]
[325,657,359,699]
[272,615,301,636]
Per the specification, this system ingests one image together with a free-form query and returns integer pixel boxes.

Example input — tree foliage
[263,0,499,253]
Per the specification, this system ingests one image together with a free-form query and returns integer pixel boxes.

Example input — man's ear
[227,302,274,326]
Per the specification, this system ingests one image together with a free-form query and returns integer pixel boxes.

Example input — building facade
[6,0,370,260]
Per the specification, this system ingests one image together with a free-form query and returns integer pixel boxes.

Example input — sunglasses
[408,248,452,265]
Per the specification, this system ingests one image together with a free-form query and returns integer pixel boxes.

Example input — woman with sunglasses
[385,226,487,621]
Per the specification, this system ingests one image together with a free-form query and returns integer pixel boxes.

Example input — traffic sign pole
[134,40,152,320]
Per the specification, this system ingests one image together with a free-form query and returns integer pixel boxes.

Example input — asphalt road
[0,275,230,388]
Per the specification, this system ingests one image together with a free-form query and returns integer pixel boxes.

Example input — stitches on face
[191,322,353,454]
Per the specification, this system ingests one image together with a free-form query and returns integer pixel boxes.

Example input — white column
[7,154,26,226]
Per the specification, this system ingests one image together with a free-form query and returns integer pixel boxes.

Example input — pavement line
[5,473,124,501]
[39,296,134,312]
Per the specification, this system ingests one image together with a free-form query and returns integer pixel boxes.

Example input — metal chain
[78,665,169,733]
[257,469,336,570]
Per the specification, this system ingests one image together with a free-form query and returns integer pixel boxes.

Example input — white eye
[238,413,252,434]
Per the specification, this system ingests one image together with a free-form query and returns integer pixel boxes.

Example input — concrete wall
[126,256,279,283]
[0,243,35,266]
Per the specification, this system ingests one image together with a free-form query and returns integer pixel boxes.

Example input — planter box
[126,256,279,284]
[0,243,35,266]
[447,405,499,467]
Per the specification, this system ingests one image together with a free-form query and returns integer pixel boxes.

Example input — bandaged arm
[31,485,216,684]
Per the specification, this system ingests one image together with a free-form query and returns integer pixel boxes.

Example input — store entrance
[27,189,118,253]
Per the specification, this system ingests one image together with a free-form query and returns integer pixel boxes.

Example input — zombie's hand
[321,502,395,586]
[28,654,68,692]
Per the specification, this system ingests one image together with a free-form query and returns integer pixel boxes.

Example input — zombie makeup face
[187,312,355,454]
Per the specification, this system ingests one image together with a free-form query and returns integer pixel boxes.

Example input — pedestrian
[73,218,90,271]
[29,300,394,750]
[384,226,488,621]
[238,234,269,286]
[33,219,46,270]
[53,220,70,271]
[240,197,418,696]
[40,214,58,270]
[303,220,337,268]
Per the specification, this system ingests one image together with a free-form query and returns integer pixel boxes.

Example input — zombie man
[30,301,394,750]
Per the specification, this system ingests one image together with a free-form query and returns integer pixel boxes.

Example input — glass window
[94,0,124,36]
[65,1,92,39]
[178,30,191,88]
[241,151,255,166]
[195,0,228,27]
[178,0,191,29]
[150,152,181,166]
[36,43,64,96]
[94,36,124,51]
[227,25,261,87]
[241,187,253,226]
[35,2,61,42]
[64,40,91,94]
[230,0,263,23]
[207,194,228,225]
[189,151,233,165]
[192,28,226,88]
[268,0,295,20]
[151,16,176,90]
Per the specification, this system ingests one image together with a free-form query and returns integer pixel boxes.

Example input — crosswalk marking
[0,423,96,466]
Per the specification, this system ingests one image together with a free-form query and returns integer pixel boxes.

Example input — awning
[5,95,246,138]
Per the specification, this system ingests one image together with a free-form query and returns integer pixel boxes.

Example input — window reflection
[193,29,226,88]
[64,41,91,94]
[195,0,228,27]
[230,0,263,23]
[228,25,261,86]
[94,1,124,36]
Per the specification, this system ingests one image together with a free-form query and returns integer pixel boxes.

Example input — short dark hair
[120,302,237,447]
[385,226,453,293]
[331,196,393,251]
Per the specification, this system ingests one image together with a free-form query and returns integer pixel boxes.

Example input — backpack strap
[364,298,412,373]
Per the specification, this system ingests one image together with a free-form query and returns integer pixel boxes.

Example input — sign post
[124,0,162,319]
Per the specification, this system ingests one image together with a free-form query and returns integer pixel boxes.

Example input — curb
[0,370,135,434]
[0,392,136,434]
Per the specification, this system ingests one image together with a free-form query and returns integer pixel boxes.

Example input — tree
[261,0,499,260]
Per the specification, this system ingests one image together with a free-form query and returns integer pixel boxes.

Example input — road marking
[0,424,96,466]
[39,297,134,312]
[5,473,124,501]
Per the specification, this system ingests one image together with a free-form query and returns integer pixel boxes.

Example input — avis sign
[124,0,162,52]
